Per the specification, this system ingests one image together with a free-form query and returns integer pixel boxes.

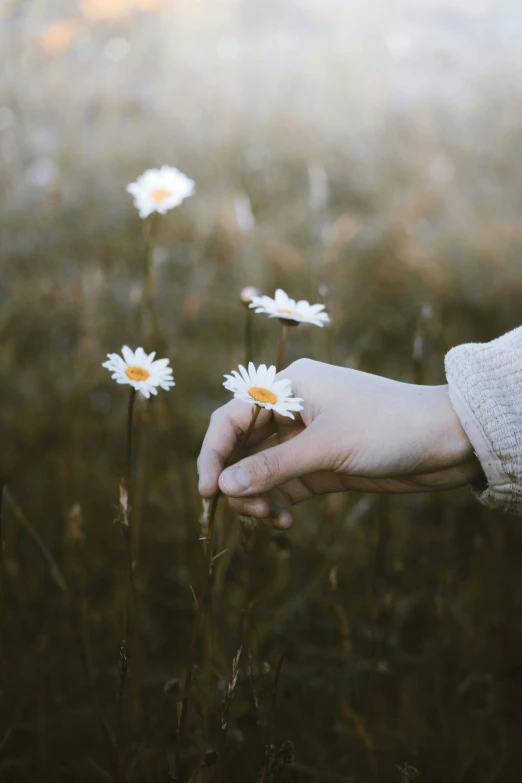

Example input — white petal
[256,364,268,386]
[238,365,252,386]
[151,357,170,370]
[121,346,135,365]
[134,347,147,365]
[264,365,277,387]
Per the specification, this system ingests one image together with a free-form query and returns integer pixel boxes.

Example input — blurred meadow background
[2,0,522,780]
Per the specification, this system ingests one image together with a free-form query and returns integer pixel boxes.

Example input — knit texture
[445,326,522,515]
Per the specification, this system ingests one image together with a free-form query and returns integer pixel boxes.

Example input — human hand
[197,359,483,528]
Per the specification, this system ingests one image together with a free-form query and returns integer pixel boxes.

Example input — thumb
[218,428,322,497]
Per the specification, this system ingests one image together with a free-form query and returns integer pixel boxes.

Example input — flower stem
[244,308,254,366]
[243,404,261,442]
[123,387,137,602]
[276,323,289,373]
[143,215,160,347]
[116,389,137,779]
[0,480,4,668]
[126,388,136,492]
[174,406,261,777]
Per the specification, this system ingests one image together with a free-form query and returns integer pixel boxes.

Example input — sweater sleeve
[445,326,522,515]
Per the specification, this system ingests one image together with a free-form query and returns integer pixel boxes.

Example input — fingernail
[221,466,250,495]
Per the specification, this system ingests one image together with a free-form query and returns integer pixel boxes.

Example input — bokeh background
[2,0,522,780]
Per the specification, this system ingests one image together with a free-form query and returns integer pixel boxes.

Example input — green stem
[244,309,254,366]
[116,389,138,781]
[0,481,4,667]
[123,387,137,602]
[126,388,136,493]
[143,215,160,347]
[243,404,261,442]
[276,323,289,373]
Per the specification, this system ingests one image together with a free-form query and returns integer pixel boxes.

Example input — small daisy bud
[119,480,130,529]
[240,286,261,306]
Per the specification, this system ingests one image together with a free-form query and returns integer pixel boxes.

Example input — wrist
[429,384,477,470]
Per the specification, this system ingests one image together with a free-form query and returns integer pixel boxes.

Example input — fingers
[197,400,277,497]
[227,471,348,527]
[229,488,294,530]
[218,424,325,498]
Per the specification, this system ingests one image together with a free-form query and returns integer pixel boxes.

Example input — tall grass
[3,1,522,780]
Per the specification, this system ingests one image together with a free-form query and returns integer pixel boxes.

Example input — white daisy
[223,362,303,420]
[102,346,175,399]
[126,165,195,219]
[249,288,330,327]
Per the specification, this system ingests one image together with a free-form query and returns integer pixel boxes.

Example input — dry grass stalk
[221,645,242,732]
[260,650,286,783]
[340,699,377,776]
[173,492,220,777]
[247,653,260,719]
[329,566,351,652]
[4,487,68,593]
[234,516,258,652]
[115,639,129,782]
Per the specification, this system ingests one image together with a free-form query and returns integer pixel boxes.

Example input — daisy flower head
[249,288,330,327]
[126,165,195,219]
[239,285,261,306]
[102,346,175,399]
[223,362,303,420]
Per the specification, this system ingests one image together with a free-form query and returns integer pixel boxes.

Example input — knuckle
[250,450,280,485]
[286,357,315,378]
[209,408,222,426]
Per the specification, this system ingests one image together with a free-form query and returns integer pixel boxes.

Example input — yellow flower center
[125,366,150,382]
[151,188,172,203]
[277,308,294,315]
[248,386,277,404]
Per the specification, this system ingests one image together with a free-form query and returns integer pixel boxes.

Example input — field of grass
[2,1,522,781]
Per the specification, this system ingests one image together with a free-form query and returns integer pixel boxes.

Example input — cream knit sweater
[445,326,522,515]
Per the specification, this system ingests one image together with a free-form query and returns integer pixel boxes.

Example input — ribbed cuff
[445,326,522,515]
